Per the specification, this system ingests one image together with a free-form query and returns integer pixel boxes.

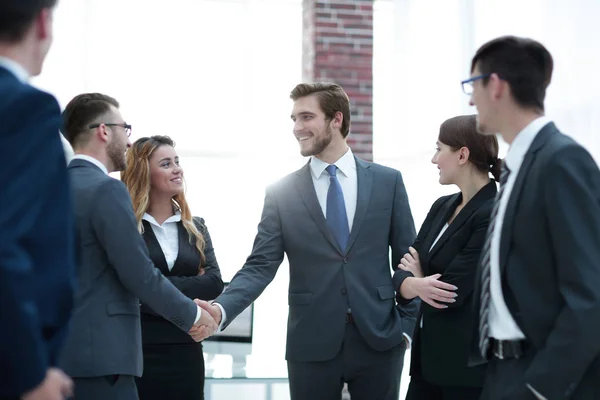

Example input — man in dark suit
[199,83,419,400]
[0,1,75,399]
[58,93,217,400]
[465,36,600,399]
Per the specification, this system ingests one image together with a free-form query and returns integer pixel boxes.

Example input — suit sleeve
[396,196,446,303]
[388,171,420,335]
[214,187,285,328]
[164,218,224,300]
[421,206,490,314]
[0,90,68,395]
[90,179,198,331]
[525,145,600,398]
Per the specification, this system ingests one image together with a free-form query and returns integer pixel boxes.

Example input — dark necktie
[478,165,511,357]
[326,165,350,251]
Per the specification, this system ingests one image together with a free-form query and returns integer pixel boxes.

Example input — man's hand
[22,367,73,400]
[398,246,423,278]
[195,299,222,326]
[399,274,457,309]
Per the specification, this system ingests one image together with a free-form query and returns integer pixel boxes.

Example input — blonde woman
[122,135,223,400]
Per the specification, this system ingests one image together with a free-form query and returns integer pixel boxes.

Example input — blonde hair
[121,135,206,271]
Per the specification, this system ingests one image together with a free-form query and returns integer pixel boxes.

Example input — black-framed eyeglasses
[89,122,132,137]
[461,73,491,95]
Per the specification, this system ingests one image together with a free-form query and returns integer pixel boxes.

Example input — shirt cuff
[194,305,202,324]
[403,333,412,349]
[212,302,227,332]
[526,384,547,400]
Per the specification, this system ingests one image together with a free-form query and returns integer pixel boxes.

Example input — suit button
[341,288,347,295]
[343,258,348,264]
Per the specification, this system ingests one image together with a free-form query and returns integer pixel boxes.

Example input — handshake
[187,299,223,342]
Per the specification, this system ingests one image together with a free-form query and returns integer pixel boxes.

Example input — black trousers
[136,341,205,400]
[287,322,406,400]
[405,374,482,400]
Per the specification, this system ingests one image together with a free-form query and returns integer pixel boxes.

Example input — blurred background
[33,0,600,398]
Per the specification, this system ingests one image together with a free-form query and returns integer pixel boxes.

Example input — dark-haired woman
[400,115,500,400]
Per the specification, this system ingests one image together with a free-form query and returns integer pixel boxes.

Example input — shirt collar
[72,154,109,175]
[309,147,355,179]
[142,211,182,227]
[505,116,552,172]
[0,56,29,83]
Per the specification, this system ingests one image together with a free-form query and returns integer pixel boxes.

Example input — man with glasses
[58,93,217,400]
[466,36,600,400]
[0,1,75,399]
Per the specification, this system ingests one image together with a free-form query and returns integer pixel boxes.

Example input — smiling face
[290,94,337,157]
[148,145,184,198]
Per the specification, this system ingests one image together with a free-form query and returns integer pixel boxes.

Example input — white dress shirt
[143,212,181,271]
[0,56,29,82]
[488,116,552,339]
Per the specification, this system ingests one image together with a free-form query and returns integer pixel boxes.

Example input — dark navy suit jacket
[0,65,75,397]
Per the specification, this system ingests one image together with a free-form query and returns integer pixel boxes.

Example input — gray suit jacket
[59,159,198,378]
[215,157,418,362]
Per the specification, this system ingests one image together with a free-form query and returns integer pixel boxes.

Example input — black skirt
[136,341,205,400]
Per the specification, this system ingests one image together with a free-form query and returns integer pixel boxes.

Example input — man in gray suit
[58,93,217,400]
[199,83,419,400]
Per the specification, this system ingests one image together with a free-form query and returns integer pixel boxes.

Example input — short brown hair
[0,0,57,43]
[438,115,502,181]
[62,93,119,149]
[290,83,351,138]
[471,36,553,111]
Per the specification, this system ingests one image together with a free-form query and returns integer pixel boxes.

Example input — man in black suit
[59,93,217,400]
[465,36,600,399]
[0,1,75,399]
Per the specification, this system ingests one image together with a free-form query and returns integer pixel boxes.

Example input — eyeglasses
[461,73,491,95]
[89,122,132,137]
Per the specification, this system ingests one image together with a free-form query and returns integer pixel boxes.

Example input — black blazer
[0,66,75,397]
[471,123,600,399]
[140,217,224,345]
[409,180,496,387]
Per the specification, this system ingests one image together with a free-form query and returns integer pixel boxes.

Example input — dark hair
[438,115,502,181]
[471,36,553,111]
[0,0,57,43]
[290,82,351,138]
[62,93,120,149]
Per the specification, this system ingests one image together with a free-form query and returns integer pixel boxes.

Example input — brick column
[302,0,374,161]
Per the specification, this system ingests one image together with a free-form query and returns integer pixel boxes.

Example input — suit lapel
[142,220,171,275]
[425,194,461,256]
[295,162,341,252]
[499,124,556,274]
[346,157,372,254]
[430,181,498,257]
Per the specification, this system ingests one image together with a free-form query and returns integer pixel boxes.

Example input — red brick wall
[302,0,374,161]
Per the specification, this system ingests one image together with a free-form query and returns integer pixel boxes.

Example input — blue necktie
[326,165,349,251]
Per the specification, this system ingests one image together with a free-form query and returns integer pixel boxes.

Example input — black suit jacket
[0,66,75,397]
[471,123,600,399]
[140,217,224,344]
[409,181,496,387]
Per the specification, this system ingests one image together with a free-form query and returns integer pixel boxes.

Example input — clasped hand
[188,299,223,342]
[398,246,458,309]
